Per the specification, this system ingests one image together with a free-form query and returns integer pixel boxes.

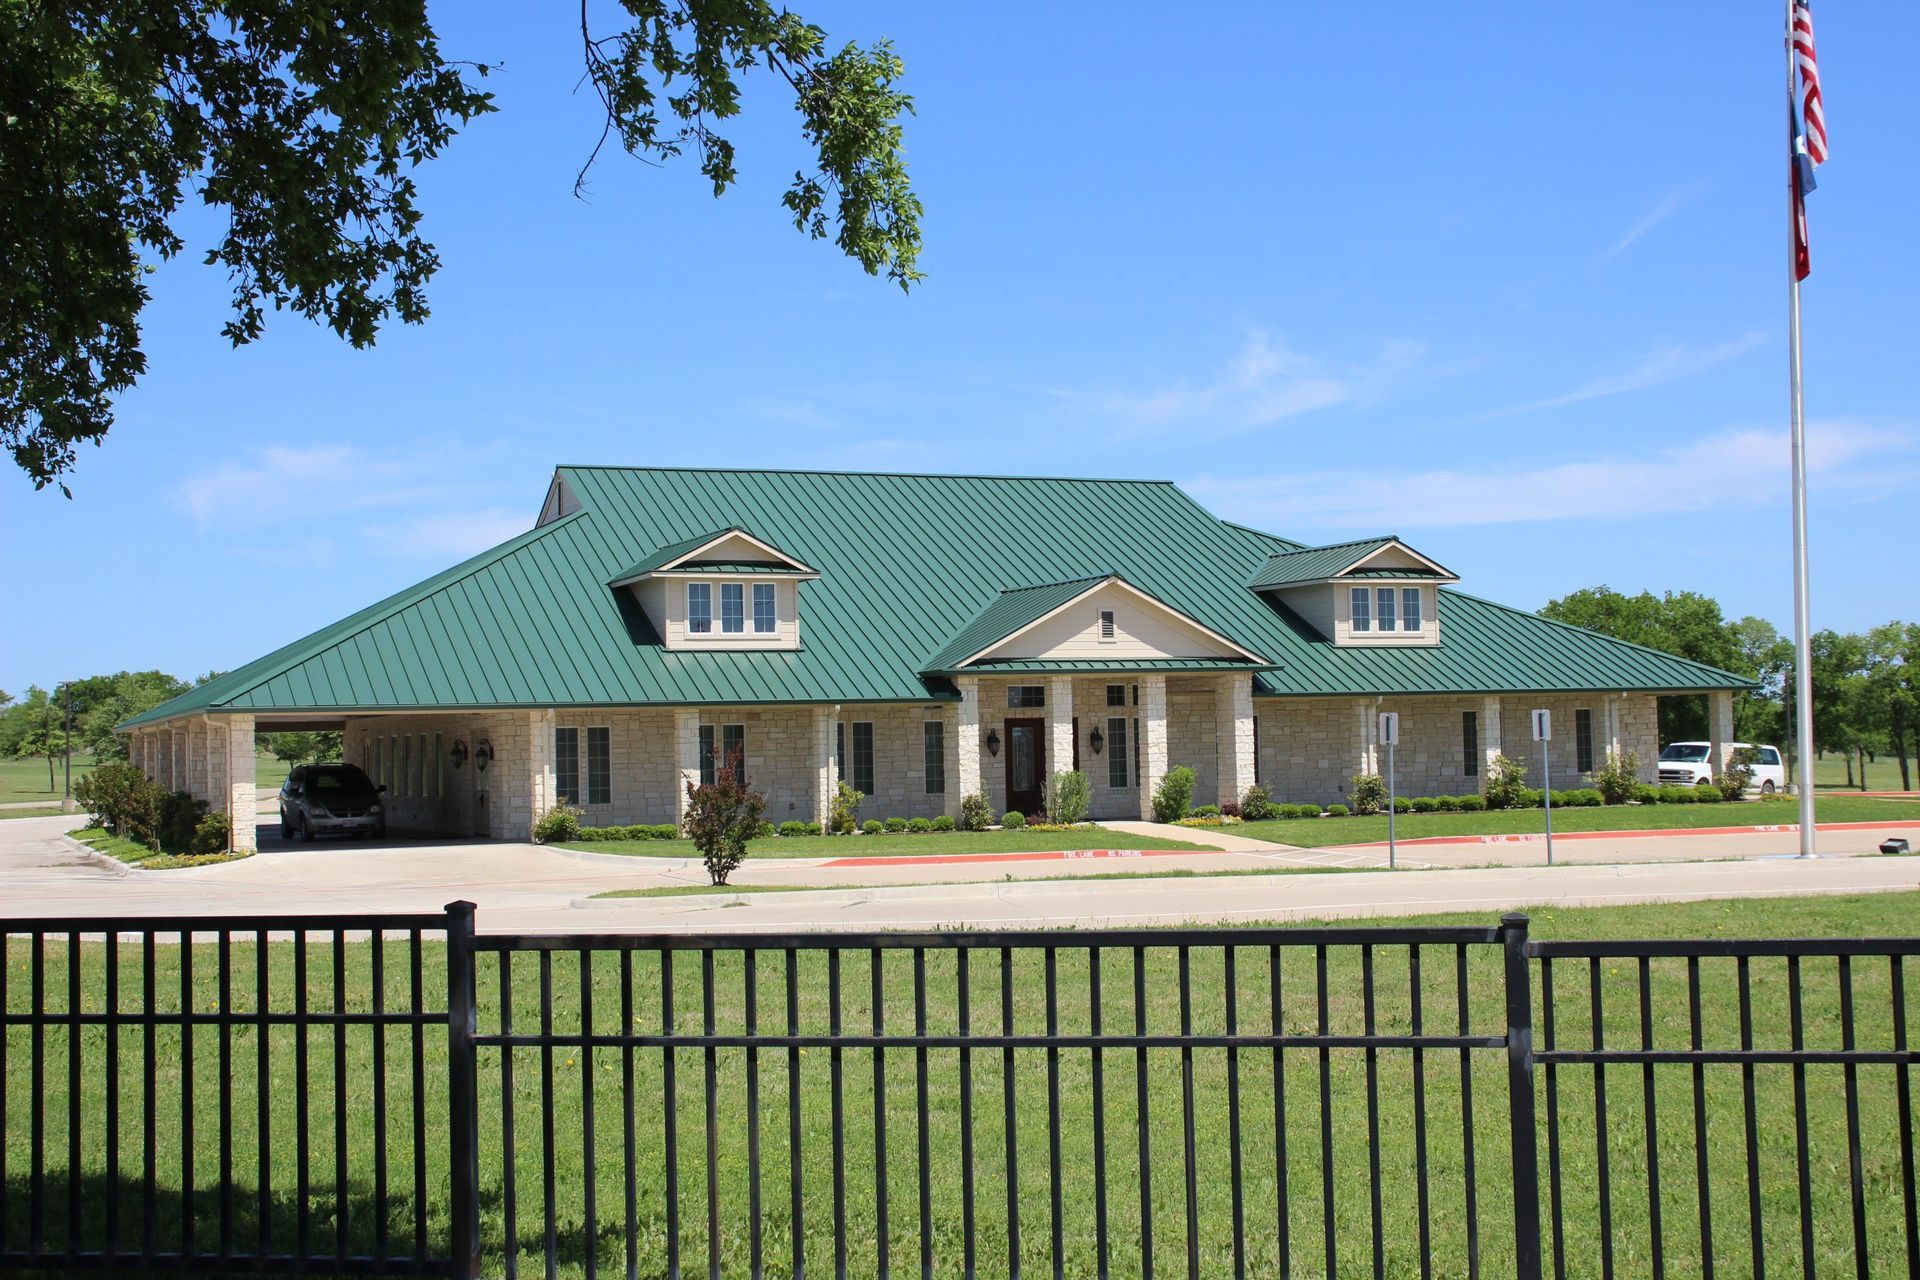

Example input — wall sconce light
[450,739,470,770]
[985,730,1001,757]
[474,738,493,771]
[1089,725,1105,755]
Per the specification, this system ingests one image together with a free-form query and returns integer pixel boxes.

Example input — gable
[972,579,1251,664]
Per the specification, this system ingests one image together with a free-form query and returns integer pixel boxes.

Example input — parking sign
[1531,708,1551,741]
[1378,711,1399,746]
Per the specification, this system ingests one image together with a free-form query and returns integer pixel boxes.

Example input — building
[120,466,1752,849]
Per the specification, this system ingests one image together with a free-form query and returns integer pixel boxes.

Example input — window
[1107,717,1130,788]
[1575,708,1594,774]
[433,732,443,798]
[1402,588,1423,632]
[1757,747,1782,767]
[753,583,776,633]
[1462,710,1479,777]
[836,721,845,780]
[850,722,875,794]
[1098,609,1116,641]
[587,727,611,805]
[399,734,412,797]
[1376,587,1397,632]
[1351,586,1372,632]
[1106,684,1127,707]
[721,582,745,633]
[722,724,746,784]
[698,724,716,785]
[1252,715,1261,785]
[1007,685,1046,708]
[924,721,946,794]
[372,736,383,791]
[687,582,712,633]
[416,733,427,797]
[555,726,580,805]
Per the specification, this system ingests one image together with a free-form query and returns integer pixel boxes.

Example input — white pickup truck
[1656,742,1788,795]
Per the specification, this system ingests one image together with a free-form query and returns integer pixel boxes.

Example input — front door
[1004,717,1046,817]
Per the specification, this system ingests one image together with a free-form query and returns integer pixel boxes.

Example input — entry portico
[120,466,1753,847]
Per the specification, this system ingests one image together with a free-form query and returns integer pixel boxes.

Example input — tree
[4,2,922,492]
[682,761,766,886]
[1861,623,1919,792]
[259,731,343,766]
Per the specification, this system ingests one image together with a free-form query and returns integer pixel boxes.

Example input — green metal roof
[120,466,1753,728]
[1248,536,1456,589]
[952,658,1278,675]
[607,527,812,585]
[671,560,811,575]
[919,576,1114,673]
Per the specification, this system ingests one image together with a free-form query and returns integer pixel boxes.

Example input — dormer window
[754,583,776,633]
[688,583,713,633]
[1377,587,1396,632]
[612,527,817,651]
[720,582,745,633]
[1401,587,1422,631]
[1351,586,1371,632]
[1255,537,1456,648]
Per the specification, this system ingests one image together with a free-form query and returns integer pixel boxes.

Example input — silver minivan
[279,763,388,840]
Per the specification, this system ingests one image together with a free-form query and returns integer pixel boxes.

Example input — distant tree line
[1541,587,1918,790]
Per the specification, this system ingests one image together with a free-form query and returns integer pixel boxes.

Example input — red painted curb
[1340,818,1920,850]
[819,847,1208,869]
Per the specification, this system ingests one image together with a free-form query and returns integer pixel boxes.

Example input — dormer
[1248,536,1457,647]
[923,575,1269,674]
[610,529,818,651]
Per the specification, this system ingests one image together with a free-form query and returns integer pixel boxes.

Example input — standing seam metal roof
[120,466,1753,728]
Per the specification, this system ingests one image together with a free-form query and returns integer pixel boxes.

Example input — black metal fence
[2,906,1916,1279]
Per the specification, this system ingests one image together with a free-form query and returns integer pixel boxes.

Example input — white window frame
[720,581,745,634]
[1376,587,1397,632]
[687,582,713,634]
[1350,586,1372,632]
[752,582,777,633]
[1402,587,1423,632]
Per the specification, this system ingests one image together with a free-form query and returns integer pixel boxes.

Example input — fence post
[446,901,481,1280]
[1501,913,1544,1280]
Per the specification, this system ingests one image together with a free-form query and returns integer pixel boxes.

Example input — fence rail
[1,907,1915,1279]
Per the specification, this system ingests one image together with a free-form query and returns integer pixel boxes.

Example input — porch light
[450,739,470,770]
[986,730,1000,757]
[474,738,493,771]
[1089,725,1105,755]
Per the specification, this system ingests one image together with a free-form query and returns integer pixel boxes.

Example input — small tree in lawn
[683,759,767,886]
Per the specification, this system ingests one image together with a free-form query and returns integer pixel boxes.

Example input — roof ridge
[1262,534,1396,559]
[557,463,1185,486]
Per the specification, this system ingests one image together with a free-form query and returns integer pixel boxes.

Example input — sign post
[1379,711,1400,869]
[1531,708,1554,866]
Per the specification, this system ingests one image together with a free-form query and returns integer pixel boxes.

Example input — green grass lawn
[1812,750,1917,791]
[4,892,1917,1278]
[0,805,69,821]
[560,827,1210,859]
[1236,794,1920,848]
[0,750,97,803]
[64,826,255,870]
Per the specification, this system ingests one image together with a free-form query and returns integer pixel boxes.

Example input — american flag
[1790,0,1825,280]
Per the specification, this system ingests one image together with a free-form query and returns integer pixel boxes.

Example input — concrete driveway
[3,812,1915,933]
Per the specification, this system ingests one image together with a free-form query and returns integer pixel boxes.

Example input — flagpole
[1785,0,1817,857]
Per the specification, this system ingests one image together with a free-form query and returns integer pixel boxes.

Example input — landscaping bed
[558,827,1210,859]
[67,826,255,870]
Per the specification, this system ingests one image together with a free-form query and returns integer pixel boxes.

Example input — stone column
[1481,696,1504,781]
[223,714,257,852]
[204,715,227,824]
[1603,694,1622,760]
[1708,690,1736,773]
[1046,677,1075,805]
[1136,675,1169,820]
[949,678,982,821]
[1354,700,1377,778]
[673,708,702,830]
[1215,674,1255,807]
[813,705,839,830]
[527,709,557,837]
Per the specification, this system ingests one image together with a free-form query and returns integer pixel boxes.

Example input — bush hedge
[1002,811,1026,829]
[1325,804,1350,818]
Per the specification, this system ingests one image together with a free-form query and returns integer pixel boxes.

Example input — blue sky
[4,1,1917,695]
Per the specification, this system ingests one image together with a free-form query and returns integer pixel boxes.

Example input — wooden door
[1004,717,1045,816]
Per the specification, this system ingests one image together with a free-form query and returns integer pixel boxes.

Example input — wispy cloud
[1601,188,1691,262]
[1481,333,1767,419]
[1187,420,1918,532]
[1050,330,1424,438]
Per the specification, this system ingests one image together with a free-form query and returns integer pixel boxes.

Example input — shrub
[1434,795,1459,812]
[1241,785,1278,821]
[884,816,908,833]
[755,820,777,838]
[651,824,681,840]
[907,817,934,833]
[959,793,994,833]
[1662,786,1697,805]
[73,761,164,848]
[1411,796,1438,813]
[1695,786,1724,804]
[1220,802,1241,819]
[1636,784,1664,805]
[1325,803,1351,817]
[931,815,956,832]
[532,804,583,845]
[1481,753,1528,811]
[1391,796,1412,814]
[1589,749,1642,805]
[1349,773,1386,816]
[778,820,812,838]
[1456,794,1486,812]
[1192,804,1222,819]
[862,819,883,835]
[829,780,865,834]
[1717,748,1756,801]
[157,791,207,853]
[683,765,767,886]
[1520,788,1545,808]
[1572,789,1605,807]
[1152,766,1197,823]
[1048,770,1093,825]
[189,810,232,856]
[1001,811,1026,829]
